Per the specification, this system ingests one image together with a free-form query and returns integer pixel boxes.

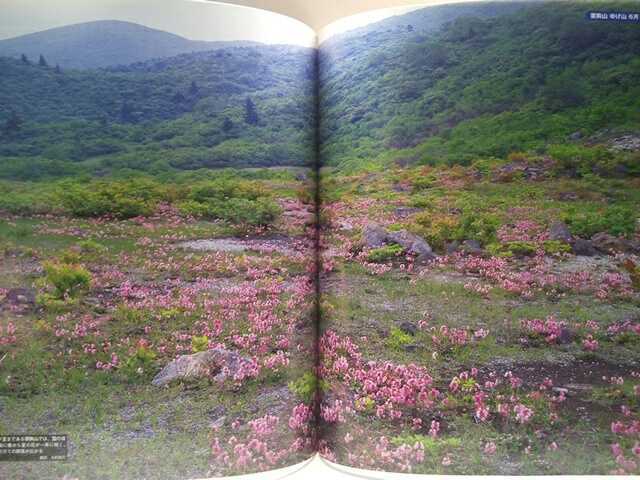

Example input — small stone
[399,322,418,336]
[403,344,420,353]
[548,221,572,243]
[557,328,574,345]
[568,131,583,141]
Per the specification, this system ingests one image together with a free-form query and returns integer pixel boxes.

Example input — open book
[1,0,639,478]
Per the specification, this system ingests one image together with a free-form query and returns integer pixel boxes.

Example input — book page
[317,0,640,474]
[0,0,319,478]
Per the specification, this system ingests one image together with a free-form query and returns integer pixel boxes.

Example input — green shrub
[367,243,404,263]
[288,372,326,403]
[542,240,572,255]
[387,327,413,350]
[454,211,501,245]
[120,346,157,380]
[178,179,281,228]
[78,240,108,255]
[191,335,209,353]
[549,144,618,177]
[55,179,164,219]
[43,262,91,298]
[564,205,637,238]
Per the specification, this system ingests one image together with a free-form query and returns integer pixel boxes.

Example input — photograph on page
[317,0,640,475]
[0,0,318,478]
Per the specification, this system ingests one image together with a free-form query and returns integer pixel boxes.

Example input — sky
[318,0,472,43]
[0,0,316,46]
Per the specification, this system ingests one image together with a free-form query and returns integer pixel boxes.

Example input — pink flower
[429,420,440,438]
[484,442,497,455]
[513,404,534,424]
[582,335,599,351]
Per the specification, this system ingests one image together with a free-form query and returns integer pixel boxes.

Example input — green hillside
[0,43,317,179]
[319,1,640,170]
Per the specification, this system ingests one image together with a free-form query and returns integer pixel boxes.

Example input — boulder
[152,348,251,387]
[362,223,388,249]
[548,221,572,243]
[445,241,460,255]
[386,230,436,263]
[591,232,628,254]
[609,134,640,152]
[571,238,598,257]
[461,239,483,255]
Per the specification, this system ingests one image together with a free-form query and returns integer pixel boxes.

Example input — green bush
[191,335,209,353]
[120,346,157,381]
[367,243,404,263]
[288,372,326,403]
[43,262,92,298]
[387,327,413,350]
[178,179,281,228]
[454,211,501,245]
[542,240,572,255]
[549,144,618,177]
[564,205,637,238]
[55,179,164,219]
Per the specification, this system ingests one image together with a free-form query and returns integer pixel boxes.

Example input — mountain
[319,1,640,170]
[0,20,255,69]
[0,42,317,178]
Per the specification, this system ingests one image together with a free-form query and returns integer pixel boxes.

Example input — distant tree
[38,54,48,67]
[407,25,414,32]
[20,53,29,64]
[244,97,259,126]
[189,80,199,95]
[54,64,62,74]
[3,109,23,135]
[119,102,135,123]
[222,116,234,132]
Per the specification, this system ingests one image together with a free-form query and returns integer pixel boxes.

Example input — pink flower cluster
[0,322,16,345]
[521,315,565,343]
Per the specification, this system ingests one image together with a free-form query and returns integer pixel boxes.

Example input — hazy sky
[0,0,315,46]
[319,0,472,43]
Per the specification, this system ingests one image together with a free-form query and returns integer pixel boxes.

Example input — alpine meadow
[317,1,640,475]
[0,12,319,479]
[1,0,640,477]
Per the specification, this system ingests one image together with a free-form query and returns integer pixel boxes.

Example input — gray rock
[568,131,583,141]
[548,221,572,243]
[386,230,436,262]
[362,223,388,249]
[394,207,422,218]
[152,348,251,387]
[571,238,598,257]
[399,321,418,336]
[445,241,460,255]
[4,288,36,306]
[609,134,640,152]
[557,328,574,345]
[403,344,420,353]
[591,232,627,254]
[461,239,483,255]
